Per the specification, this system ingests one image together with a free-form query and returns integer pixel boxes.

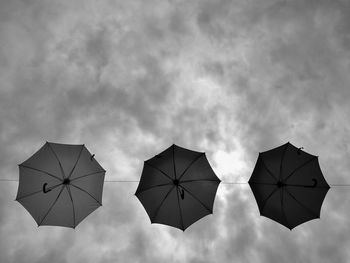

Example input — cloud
[0,0,350,262]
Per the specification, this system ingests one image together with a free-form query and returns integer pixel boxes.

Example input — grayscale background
[0,0,349,262]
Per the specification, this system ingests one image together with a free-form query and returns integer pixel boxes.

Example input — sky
[1,0,350,262]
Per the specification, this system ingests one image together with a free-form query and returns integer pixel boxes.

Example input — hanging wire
[1,179,350,186]
[0,179,141,183]
[221,182,248,184]
[104,180,139,182]
[106,181,249,184]
[0,179,247,184]
[0,179,18,182]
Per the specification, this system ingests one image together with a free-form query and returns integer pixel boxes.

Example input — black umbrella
[135,144,221,231]
[248,142,330,230]
[16,142,106,228]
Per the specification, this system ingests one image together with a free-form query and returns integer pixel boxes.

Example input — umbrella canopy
[16,142,105,228]
[248,142,330,230]
[135,144,221,231]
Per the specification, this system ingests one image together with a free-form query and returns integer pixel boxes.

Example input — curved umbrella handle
[180,189,185,200]
[304,178,317,188]
[43,183,52,193]
[311,178,317,188]
[297,147,304,155]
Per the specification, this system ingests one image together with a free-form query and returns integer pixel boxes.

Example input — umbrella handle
[311,178,317,188]
[297,147,304,155]
[43,183,52,194]
[180,189,185,200]
[304,178,317,188]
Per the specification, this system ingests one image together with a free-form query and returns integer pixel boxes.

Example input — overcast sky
[1,0,350,262]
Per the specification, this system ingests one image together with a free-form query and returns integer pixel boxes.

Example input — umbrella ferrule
[62,178,70,185]
[276,180,286,188]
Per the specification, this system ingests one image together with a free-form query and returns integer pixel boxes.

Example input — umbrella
[248,142,330,230]
[16,142,106,228]
[135,144,221,231]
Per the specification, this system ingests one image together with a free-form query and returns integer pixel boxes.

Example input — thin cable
[104,181,249,184]
[0,179,140,182]
[0,179,248,184]
[2,179,350,186]
[0,179,18,181]
[221,182,247,185]
[104,180,139,182]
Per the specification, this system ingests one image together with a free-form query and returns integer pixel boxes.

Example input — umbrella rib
[16,182,63,201]
[66,185,76,228]
[287,184,329,189]
[260,187,279,214]
[19,164,62,181]
[68,145,84,179]
[70,170,106,182]
[279,143,289,181]
[280,188,290,229]
[172,145,177,179]
[176,187,185,231]
[284,156,318,182]
[260,158,278,182]
[249,181,276,186]
[16,189,43,201]
[38,185,65,226]
[47,143,66,179]
[135,182,173,195]
[178,153,205,181]
[151,185,176,221]
[285,189,319,218]
[70,183,102,206]
[181,179,220,183]
[250,182,329,189]
[144,162,173,182]
[180,185,212,213]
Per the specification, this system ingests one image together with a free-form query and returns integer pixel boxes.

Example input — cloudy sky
[1,0,350,262]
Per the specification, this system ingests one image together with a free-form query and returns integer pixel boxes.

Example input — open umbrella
[248,142,330,230]
[16,142,105,228]
[135,144,221,231]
